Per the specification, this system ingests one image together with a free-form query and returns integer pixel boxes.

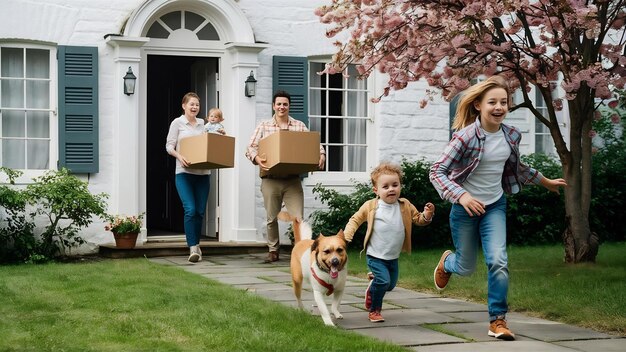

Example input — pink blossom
[611,114,621,124]
[594,111,602,120]
[608,100,618,108]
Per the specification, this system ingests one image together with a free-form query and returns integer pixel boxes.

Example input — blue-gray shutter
[58,45,99,173]
[272,56,308,125]
[449,94,460,140]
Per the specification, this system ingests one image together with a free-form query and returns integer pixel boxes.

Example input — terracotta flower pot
[113,232,139,249]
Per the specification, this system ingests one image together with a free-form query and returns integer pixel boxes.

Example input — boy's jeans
[175,173,210,247]
[444,195,509,321]
[366,255,399,311]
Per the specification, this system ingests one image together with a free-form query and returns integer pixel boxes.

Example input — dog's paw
[333,313,343,320]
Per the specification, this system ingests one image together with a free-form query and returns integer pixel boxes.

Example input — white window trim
[0,43,57,184]
[305,58,377,185]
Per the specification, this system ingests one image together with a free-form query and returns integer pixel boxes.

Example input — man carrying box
[246,90,326,263]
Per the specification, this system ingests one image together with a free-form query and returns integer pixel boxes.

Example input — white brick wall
[0,0,494,251]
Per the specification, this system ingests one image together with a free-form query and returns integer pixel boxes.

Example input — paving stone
[433,321,528,342]
[512,320,614,342]
[207,275,270,285]
[555,338,626,352]
[387,297,487,312]
[410,340,579,352]
[336,308,460,329]
[352,325,465,346]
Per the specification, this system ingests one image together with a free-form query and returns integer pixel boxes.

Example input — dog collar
[316,260,330,273]
[310,266,334,296]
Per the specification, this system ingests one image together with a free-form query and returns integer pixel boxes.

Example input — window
[534,89,556,155]
[0,45,54,171]
[146,11,220,40]
[309,63,368,172]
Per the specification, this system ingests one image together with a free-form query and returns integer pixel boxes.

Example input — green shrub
[0,168,37,263]
[590,89,626,242]
[507,154,565,245]
[0,168,108,263]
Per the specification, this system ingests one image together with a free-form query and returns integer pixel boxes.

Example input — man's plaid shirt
[245,116,325,163]
[429,118,543,204]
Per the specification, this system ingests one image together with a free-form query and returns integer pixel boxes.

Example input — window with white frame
[0,45,54,171]
[308,63,369,172]
[534,89,557,155]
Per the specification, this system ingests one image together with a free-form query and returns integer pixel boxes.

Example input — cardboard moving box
[179,133,235,169]
[258,130,321,176]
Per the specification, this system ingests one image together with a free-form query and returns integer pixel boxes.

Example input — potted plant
[104,213,144,249]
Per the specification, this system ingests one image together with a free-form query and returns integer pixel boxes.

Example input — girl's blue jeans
[444,194,509,321]
[175,173,210,247]
[366,255,399,312]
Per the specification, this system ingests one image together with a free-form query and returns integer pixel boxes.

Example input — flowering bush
[104,213,144,234]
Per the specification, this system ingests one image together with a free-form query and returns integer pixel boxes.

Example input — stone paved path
[149,253,625,352]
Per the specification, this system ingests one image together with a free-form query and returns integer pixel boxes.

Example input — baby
[204,108,226,135]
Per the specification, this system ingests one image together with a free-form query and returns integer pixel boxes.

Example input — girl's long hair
[452,76,511,131]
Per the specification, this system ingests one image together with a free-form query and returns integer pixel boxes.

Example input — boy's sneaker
[434,250,452,291]
[488,319,516,340]
[368,310,385,323]
[364,272,374,310]
[188,245,201,263]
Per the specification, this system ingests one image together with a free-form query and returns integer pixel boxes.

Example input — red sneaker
[368,310,385,323]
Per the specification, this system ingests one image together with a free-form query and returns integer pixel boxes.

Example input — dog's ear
[311,236,321,253]
[337,230,348,243]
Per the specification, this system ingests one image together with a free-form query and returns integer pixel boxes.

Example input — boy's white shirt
[366,199,404,260]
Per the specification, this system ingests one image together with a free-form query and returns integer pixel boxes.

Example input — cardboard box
[179,133,235,169]
[258,130,321,176]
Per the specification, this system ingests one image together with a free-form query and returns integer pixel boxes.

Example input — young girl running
[429,76,567,340]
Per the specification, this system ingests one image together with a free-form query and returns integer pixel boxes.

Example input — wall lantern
[123,67,137,96]
[244,71,257,97]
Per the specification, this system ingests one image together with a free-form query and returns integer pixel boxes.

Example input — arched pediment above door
[123,0,255,43]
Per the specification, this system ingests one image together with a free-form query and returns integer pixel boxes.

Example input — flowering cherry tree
[316,0,626,262]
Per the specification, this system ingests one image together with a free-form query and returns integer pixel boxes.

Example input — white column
[221,43,268,242]
[105,36,150,243]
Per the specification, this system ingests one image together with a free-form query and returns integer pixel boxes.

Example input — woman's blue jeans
[175,173,210,247]
[366,255,399,312]
[443,195,509,321]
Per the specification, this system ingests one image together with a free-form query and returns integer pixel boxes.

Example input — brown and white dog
[278,211,348,326]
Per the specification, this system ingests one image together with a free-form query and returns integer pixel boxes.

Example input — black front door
[146,54,219,237]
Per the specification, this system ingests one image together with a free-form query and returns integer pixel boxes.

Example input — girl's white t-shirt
[462,128,510,205]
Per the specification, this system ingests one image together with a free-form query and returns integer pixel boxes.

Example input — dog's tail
[277,211,312,243]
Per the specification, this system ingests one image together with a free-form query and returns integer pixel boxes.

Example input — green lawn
[348,242,626,334]
[1,243,623,351]
[0,259,405,352]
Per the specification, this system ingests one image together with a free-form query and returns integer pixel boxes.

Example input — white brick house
[0,0,565,253]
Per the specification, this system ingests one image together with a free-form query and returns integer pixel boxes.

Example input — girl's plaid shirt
[429,118,543,204]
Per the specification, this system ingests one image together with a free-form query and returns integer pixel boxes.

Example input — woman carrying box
[165,92,211,263]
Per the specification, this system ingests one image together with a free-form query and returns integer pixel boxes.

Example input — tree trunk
[562,192,599,263]
[560,94,599,263]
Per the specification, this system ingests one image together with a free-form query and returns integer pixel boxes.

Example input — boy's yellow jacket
[343,198,431,255]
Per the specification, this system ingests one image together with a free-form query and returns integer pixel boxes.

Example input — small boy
[343,162,435,322]
[204,108,226,135]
